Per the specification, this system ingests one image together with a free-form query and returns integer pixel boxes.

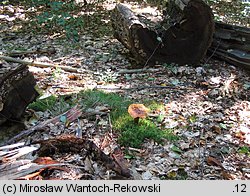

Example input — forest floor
[0,0,249,180]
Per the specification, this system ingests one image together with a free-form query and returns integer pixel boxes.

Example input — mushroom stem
[134,117,139,124]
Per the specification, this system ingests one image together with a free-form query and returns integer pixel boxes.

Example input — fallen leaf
[68,74,78,80]
[19,171,42,180]
[212,125,222,134]
[112,148,131,177]
[179,143,190,150]
[171,145,182,153]
[169,152,181,159]
[167,171,177,179]
[219,123,227,129]
[206,156,223,168]
[199,139,206,145]
[235,131,245,140]
[33,157,59,165]
[221,170,235,180]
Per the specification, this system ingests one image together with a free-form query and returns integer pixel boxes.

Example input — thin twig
[205,39,221,64]
[118,68,161,74]
[198,128,207,180]
[5,48,56,57]
[128,147,144,153]
[0,55,85,73]
[107,112,113,134]
[75,119,83,138]
[95,85,195,91]
[143,42,161,68]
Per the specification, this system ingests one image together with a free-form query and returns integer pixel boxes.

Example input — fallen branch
[95,85,195,91]
[4,105,112,145]
[1,146,39,161]
[5,47,56,57]
[34,134,131,178]
[0,142,25,151]
[128,147,145,153]
[0,160,66,180]
[118,68,161,74]
[4,105,82,145]
[0,55,85,73]
[0,142,68,180]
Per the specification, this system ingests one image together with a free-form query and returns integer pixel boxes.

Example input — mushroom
[128,104,150,124]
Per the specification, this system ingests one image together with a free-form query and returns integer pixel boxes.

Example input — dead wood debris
[95,85,196,92]
[0,142,67,180]
[33,134,131,178]
[5,105,82,145]
[5,47,56,57]
[0,55,86,73]
[0,134,131,179]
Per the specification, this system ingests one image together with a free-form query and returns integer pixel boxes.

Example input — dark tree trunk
[0,64,38,125]
[111,0,215,66]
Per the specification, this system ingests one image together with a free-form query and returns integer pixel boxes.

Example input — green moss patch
[29,89,179,148]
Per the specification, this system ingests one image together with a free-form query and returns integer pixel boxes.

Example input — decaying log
[0,159,65,180]
[0,62,38,126]
[35,135,131,178]
[0,142,65,180]
[112,0,214,66]
[208,22,250,69]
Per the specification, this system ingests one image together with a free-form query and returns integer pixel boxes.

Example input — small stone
[208,89,220,98]
[142,170,153,180]
[210,76,221,84]
[180,143,190,150]
[169,152,181,159]
[196,67,206,76]
[136,165,147,171]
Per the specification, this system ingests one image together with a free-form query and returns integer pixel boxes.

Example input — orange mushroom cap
[128,104,150,119]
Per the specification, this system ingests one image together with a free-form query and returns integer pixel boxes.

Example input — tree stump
[0,63,38,126]
[111,0,215,66]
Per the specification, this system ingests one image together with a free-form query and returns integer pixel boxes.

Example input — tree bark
[112,0,250,69]
[111,0,215,67]
[0,63,38,125]
[208,22,250,69]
